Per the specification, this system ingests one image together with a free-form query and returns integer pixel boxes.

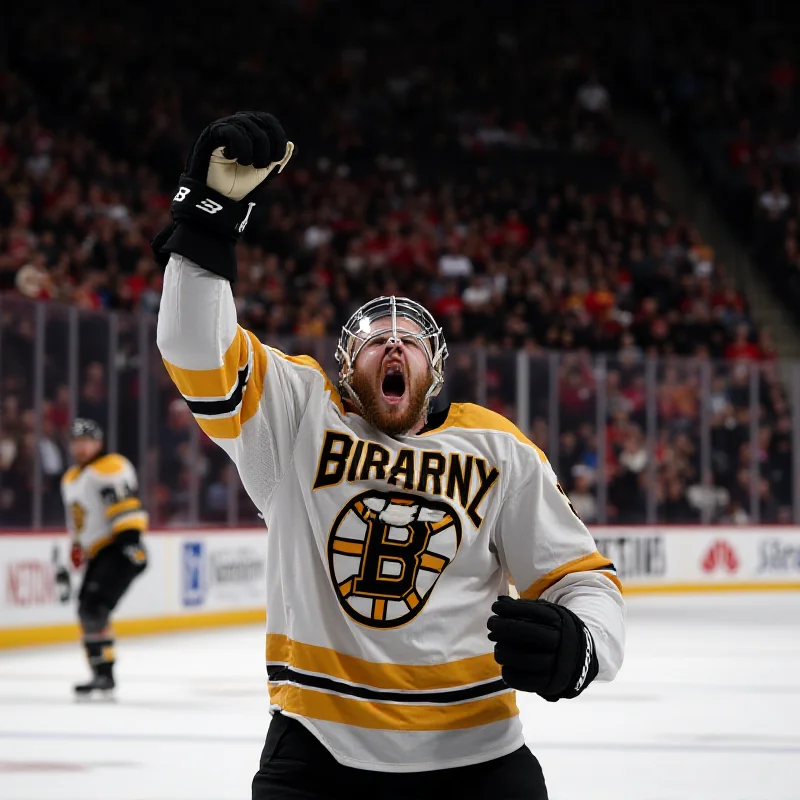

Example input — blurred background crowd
[1,0,797,528]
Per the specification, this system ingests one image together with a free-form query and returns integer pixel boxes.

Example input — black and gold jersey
[61,454,148,558]
[157,253,625,773]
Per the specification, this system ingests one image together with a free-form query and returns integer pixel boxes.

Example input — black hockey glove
[488,595,598,702]
[54,565,71,603]
[152,112,294,282]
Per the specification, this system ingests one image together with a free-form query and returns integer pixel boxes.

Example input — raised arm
[153,113,322,512]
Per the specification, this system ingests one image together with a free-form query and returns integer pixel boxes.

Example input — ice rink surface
[1,592,799,800]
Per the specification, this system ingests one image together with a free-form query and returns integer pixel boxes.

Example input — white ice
[1,592,799,800]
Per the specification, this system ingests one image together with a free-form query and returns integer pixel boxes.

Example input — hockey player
[154,113,625,800]
[60,419,148,697]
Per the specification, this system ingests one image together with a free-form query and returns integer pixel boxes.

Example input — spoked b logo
[327,491,462,629]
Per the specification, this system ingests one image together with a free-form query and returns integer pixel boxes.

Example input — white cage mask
[336,296,448,414]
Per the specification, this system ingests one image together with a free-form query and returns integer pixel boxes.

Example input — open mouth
[381,366,406,403]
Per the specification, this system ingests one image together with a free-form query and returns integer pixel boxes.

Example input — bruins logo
[70,502,86,534]
[327,490,462,629]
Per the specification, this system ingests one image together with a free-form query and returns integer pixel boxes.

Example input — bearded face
[347,317,434,437]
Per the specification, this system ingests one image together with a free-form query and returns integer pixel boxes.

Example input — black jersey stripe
[184,361,250,417]
[267,665,508,704]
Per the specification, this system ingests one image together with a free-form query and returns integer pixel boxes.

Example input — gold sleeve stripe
[268,683,517,732]
[195,415,240,440]
[420,403,547,463]
[163,327,249,400]
[105,497,141,519]
[271,350,345,414]
[182,330,267,441]
[110,512,148,535]
[520,551,622,599]
[87,535,114,559]
[266,634,501,691]
[91,454,129,476]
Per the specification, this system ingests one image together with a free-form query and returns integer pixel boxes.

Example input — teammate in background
[60,419,148,697]
[155,113,625,800]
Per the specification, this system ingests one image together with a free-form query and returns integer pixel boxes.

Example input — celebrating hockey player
[60,419,148,697]
[155,112,625,799]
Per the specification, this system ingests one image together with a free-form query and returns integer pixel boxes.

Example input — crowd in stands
[0,1,794,527]
[629,2,800,330]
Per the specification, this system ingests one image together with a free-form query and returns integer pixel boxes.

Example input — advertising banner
[0,529,267,648]
[178,535,267,611]
[594,527,800,592]
[1,526,798,647]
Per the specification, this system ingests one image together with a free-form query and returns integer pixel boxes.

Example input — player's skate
[74,668,115,700]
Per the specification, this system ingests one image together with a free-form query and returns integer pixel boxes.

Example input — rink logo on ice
[701,540,739,574]
[756,539,800,574]
[181,542,207,607]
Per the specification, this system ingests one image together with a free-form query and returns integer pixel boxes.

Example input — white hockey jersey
[157,254,625,773]
[60,454,148,559]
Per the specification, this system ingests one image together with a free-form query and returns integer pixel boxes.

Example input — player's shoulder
[268,348,344,413]
[430,403,548,463]
[87,453,133,478]
[61,465,81,486]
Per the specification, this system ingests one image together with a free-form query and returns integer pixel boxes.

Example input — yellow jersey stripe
[163,326,249,400]
[196,415,241,439]
[266,635,502,691]
[268,683,518,732]
[105,497,141,519]
[90,454,128,476]
[520,551,621,599]
[110,512,148,535]
[87,535,115,559]
[61,466,80,486]
[165,329,266,440]
[419,403,547,463]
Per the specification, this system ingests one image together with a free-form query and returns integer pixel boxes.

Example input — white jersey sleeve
[60,477,77,539]
[493,444,625,681]
[156,254,340,511]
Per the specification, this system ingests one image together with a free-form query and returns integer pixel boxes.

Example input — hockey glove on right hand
[488,595,598,702]
[152,112,294,282]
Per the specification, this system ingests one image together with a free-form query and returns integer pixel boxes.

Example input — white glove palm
[206,141,294,201]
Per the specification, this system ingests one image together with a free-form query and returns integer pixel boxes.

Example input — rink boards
[0,529,267,648]
[1,526,799,648]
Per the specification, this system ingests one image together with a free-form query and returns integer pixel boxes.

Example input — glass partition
[1,295,794,529]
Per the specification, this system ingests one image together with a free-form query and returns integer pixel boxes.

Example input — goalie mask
[336,296,448,414]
